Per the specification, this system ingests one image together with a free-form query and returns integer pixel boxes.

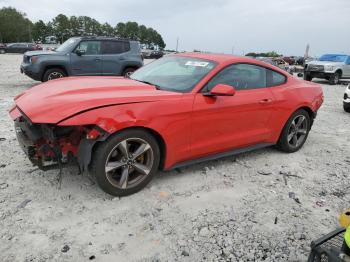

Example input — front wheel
[277,109,311,153]
[329,72,341,85]
[0,49,5,54]
[90,129,160,197]
[304,72,313,81]
[42,68,66,82]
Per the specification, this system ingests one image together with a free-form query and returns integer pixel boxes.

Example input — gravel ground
[0,54,349,262]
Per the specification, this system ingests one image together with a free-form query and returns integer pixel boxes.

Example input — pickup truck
[304,54,350,85]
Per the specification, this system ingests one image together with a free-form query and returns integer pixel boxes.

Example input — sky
[1,0,350,56]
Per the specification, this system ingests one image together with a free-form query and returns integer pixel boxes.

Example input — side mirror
[204,84,236,97]
[75,49,85,56]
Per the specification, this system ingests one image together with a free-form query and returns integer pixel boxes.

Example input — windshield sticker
[185,61,209,67]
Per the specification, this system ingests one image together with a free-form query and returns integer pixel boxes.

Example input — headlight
[29,56,39,64]
[325,65,334,71]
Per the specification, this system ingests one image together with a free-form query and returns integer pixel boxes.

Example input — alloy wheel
[104,138,154,189]
[48,71,64,80]
[287,115,308,148]
[124,71,133,78]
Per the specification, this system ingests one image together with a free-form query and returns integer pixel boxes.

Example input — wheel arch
[92,126,167,170]
[121,63,142,75]
[276,106,315,144]
[42,65,68,81]
[335,69,343,76]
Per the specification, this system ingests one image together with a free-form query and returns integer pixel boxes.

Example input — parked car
[20,36,143,82]
[1,43,42,54]
[344,84,350,112]
[256,57,294,74]
[304,54,350,85]
[149,50,164,59]
[282,56,295,65]
[10,53,323,196]
[0,43,6,53]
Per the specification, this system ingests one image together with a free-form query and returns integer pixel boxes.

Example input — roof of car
[79,36,132,42]
[175,52,267,65]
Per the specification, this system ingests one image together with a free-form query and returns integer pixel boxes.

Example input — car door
[344,56,350,77]
[101,40,130,75]
[6,44,17,53]
[190,63,275,158]
[70,40,102,76]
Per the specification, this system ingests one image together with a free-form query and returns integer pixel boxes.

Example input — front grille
[307,65,324,72]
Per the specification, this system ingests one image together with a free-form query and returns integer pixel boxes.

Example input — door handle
[95,57,101,61]
[259,99,273,104]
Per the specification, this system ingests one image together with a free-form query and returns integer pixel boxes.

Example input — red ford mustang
[10,53,324,196]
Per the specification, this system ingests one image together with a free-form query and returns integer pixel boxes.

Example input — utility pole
[231,46,235,55]
[176,37,179,52]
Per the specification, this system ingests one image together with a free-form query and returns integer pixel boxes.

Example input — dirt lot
[0,54,349,262]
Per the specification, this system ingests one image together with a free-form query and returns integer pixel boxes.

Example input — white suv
[304,54,350,85]
[344,84,350,112]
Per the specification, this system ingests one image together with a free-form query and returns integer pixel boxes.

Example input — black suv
[20,37,143,82]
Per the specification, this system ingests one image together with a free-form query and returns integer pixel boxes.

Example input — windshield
[56,38,79,52]
[130,56,217,92]
[319,54,347,62]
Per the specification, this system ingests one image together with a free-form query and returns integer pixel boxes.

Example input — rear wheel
[277,109,311,153]
[123,67,136,78]
[42,68,66,82]
[90,129,160,197]
[329,71,341,85]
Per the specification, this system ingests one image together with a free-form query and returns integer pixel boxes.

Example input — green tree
[124,21,139,40]
[0,7,33,42]
[101,22,114,36]
[52,14,70,43]
[115,22,126,38]
[0,7,166,48]
[32,20,48,42]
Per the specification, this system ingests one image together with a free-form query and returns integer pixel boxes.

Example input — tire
[276,109,311,153]
[344,102,350,113]
[123,67,136,78]
[304,72,312,81]
[329,71,341,85]
[42,68,66,82]
[90,129,160,197]
[0,49,5,54]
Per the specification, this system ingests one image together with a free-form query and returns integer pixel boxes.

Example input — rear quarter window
[102,41,130,54]
[267,69,287,87]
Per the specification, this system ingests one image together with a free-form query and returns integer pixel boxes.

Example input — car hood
[14,76,182,124]
[24,50,61,56]
[307,60,344,66]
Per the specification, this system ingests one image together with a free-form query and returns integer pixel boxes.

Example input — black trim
[199,62,288,93]
[170,143,273,170]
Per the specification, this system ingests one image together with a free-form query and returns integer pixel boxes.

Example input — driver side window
[76,41,101,55]
[206,63,267,91]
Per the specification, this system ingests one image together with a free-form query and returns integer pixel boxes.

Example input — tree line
[0,7,166,49]
[245,51,281,57]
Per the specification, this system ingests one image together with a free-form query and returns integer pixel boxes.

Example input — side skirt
[170,143,274,170]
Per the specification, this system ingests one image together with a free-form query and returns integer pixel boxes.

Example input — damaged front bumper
[14,114,107,172]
